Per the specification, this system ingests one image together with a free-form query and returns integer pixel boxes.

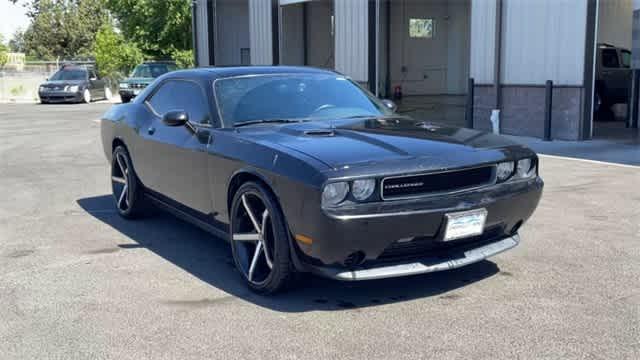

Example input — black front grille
[373,226,504,264]
[130,83,147,89]
[381,166,495,199]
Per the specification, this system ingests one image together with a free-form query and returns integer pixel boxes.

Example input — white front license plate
[443,209,488,241]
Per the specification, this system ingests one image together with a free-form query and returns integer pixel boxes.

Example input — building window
[409,18,434,39]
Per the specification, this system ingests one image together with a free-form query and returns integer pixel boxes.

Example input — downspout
[207,0,216,66]
[271,0,280,65]
[491,0,503,134]
[191,0,199,67]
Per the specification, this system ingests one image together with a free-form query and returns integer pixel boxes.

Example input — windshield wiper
[233,119,303,127]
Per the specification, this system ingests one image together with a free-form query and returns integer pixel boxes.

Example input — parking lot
[0,103,638,359]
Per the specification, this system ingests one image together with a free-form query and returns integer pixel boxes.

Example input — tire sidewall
[230,182,293,294]
[83,89,91,103]
[112,146,142,218]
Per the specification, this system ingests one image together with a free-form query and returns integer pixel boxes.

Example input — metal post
[627,70,640,129]
[544,80,553,141]
[466,78,475,129]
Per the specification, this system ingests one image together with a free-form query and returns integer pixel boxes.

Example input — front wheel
[230,182,295,294]
[83,89,92,104]
[111,146,149,218]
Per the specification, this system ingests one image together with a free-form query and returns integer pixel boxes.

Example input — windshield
[214,74,393,126]
[50,69,87,81]
[130,63,177,78]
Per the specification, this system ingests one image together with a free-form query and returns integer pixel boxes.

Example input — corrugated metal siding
[334,0,369,82]
[249,0,273,65]
[501,0,588,86]
[196,0,209,66]
[470,0,497,84]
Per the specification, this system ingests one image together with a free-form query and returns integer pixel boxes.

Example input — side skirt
[144,191,230,242]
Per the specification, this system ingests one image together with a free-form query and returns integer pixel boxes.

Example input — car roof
[163,66,339,81]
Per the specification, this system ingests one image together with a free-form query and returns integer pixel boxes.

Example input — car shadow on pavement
[77,195,501,313]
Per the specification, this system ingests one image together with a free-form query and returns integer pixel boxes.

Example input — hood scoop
[304,129,335,137]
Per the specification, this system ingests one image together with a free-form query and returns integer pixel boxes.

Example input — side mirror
[382,99,398,112]
[162,110,189,127]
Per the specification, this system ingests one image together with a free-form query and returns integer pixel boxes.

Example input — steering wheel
[312,104,337,115]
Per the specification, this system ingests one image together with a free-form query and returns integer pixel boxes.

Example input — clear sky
[0,2,30,43]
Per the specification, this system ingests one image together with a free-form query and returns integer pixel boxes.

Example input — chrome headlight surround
[65,85,80,92]
[496,161,515,183]
[321,182,349,207]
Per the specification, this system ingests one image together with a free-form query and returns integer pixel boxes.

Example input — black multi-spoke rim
[111,152,131,212]
[232,192,275,285]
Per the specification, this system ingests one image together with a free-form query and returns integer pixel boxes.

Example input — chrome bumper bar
[314,235,520,281]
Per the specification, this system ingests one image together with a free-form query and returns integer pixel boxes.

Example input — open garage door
[590,0,639,141]
[382,0,471,128]
[280,0,334,69]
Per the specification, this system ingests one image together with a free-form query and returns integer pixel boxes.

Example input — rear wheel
[104,87,112,101]
[111,146,149,218]
[230,182,295,294]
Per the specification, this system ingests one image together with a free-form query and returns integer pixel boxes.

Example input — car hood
[124,77,153,84]
[249,117,529,172]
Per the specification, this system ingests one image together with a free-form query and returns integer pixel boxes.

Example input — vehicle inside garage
[592,0,638,141]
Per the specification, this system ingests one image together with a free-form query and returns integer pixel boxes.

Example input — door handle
[147,127,156,135]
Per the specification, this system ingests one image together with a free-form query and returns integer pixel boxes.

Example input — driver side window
[147,80,211,124]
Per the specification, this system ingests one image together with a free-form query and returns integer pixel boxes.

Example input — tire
[83,89,92,104]
[121,95,131,104]
[104,87,113,101]
[229,181,295,294]
[111,146,149,219]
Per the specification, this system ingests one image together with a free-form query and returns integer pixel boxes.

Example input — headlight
[516,158,536,179]
[322,182,349,207]
[351,179,375,201]
[120,83,129,89]
[65,85,79,92]
[496,161,515,182]
[39,86,45,92]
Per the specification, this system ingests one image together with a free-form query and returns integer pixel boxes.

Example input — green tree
[0,34,9,68]
[8,29,25,53]
[19,0,108,59]
[94,24,143,80]
[105,0,193,61]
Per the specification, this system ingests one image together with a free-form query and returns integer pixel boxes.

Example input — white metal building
[193,0,638,141]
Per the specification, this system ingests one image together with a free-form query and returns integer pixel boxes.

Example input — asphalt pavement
[0,103,638,359]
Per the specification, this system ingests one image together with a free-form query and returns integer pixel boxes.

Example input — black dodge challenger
[100,66,543,294]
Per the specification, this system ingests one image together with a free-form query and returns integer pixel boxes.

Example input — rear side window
[602,49,620,68]
[147,80,211,124]
[621,50,631,68]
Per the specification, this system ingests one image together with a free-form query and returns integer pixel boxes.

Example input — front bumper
[39,91,83,103]
[311,234,519,281]
[288,177,543,273]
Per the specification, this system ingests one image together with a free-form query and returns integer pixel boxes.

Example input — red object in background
[393,85,403,100]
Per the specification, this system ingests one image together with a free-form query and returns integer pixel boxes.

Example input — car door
[88,69,105,98]
[137,79,214,215]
